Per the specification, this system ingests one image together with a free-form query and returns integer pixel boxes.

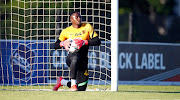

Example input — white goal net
[0,0,113,91]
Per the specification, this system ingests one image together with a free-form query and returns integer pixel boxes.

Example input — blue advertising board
[0,40,49,85]
[1,40,180,86]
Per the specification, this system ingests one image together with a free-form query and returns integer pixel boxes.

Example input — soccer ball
[68,39,79,53]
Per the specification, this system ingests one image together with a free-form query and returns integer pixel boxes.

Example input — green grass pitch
[0,85,180,100]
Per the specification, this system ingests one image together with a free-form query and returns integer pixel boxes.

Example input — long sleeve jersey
[54,23,101,58]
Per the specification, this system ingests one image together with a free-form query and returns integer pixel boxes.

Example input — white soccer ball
[68,39,79,53]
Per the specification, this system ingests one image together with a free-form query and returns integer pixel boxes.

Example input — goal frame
[0,0,119,91]
[111,0,119,91]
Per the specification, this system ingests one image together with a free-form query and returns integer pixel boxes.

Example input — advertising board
[0,40,49,85]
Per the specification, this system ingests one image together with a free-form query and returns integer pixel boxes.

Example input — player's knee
[66,53,80,67]
[71,55,79,64]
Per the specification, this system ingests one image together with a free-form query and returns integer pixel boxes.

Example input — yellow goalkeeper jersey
[58,23,98,41]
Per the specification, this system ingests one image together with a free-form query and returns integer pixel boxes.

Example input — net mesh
[0,0,111,91]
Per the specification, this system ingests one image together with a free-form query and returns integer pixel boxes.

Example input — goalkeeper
[53,12,101,91]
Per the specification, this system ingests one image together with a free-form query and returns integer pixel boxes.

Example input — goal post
[0,0,119,91]
[111,0,119,91]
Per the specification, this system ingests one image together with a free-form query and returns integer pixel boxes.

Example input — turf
[0,85,180,100]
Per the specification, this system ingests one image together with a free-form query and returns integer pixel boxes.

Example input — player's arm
[88,36,101,46]
[54,38,71,50]
[54,39,62,49]
[86,24,101,46]
[54,30,70,50]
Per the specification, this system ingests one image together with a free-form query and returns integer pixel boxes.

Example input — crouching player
[53,12,101,91]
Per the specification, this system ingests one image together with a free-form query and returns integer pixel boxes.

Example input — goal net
[0,0,114,91]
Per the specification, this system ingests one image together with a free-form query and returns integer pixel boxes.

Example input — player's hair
[69,11,81,17]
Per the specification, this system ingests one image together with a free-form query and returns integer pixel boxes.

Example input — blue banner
[2,40,179,86]
[0,40,49,85]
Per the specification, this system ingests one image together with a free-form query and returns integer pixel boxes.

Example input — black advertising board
[118,42,180,85]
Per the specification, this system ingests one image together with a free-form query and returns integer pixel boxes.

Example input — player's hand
[73,38,88,49]
[60,39,71,51]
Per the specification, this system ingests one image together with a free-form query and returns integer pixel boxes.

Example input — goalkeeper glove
[73,38,88,49]
[60,39,71,51]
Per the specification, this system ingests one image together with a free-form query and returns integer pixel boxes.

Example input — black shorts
[66,52,89,91]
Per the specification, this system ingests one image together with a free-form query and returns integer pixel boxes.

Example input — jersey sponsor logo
[75,30,86,36]
[75,32,82,36]
[10,44,36,81]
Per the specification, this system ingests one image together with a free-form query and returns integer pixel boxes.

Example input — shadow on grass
[119,90,180,93]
